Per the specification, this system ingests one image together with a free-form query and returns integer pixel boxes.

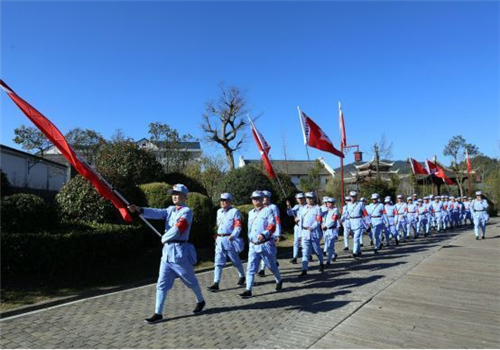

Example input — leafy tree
[183,155,227,203]
[148,122,196,173]
[217,166,272,205]
[65,128,105,165]
[299,160,323,193]
[13,125,52,156]
[443,135,480,197]
[201,83,249,170]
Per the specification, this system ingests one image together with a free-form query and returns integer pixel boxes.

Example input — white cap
[344,196,351,201]
[412,193,418,197]
[251,191,263,199]
[407,196,412,201]
[326,197,336,203]
[429,195,434,199]
[371,193,379,200]
[449,196,455,199]
[384,198,391,203]
[475,191,483,196]
[322,196,329,202]
[305,192,315,198]
[424,196,429,200]
[349,190,357,197]
[418,198,423,202]
[220,193,233,201]
[262,190,272,198]
[295,193,305,199]
[169,184,189,195]
[397,194,403,199]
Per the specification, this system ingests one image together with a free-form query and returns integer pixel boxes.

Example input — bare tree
[373,134,393,180]
[443,135,480,197]
[65,128,105,165]
[201,83,249,170]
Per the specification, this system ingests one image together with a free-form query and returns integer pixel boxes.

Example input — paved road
[1,219,499,348]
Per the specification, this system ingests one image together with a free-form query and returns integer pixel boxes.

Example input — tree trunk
[225,149,234,170]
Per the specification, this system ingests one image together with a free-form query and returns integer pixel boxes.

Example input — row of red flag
[408,156,471,185]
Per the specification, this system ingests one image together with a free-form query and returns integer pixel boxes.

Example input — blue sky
[1,1,499,169]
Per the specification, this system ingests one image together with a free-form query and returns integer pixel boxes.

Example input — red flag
[466,149,472,173]
[426,159,454,185]
[300,111,344,158]
[249,118,276,179]
[339,102,347,148]
[0,80,133,223]
[409,157,429,175]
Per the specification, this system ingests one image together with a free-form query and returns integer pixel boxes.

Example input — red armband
[233,219,242,228]
[266,223,276,233]
[176,217,189,233]
[316,215,323,222]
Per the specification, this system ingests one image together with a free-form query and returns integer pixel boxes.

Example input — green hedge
[1,222,152,281]
[217,166,273,205]
[1,193,56,232]
[138,182,173,208]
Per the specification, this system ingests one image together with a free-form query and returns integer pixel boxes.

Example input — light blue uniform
[416,203,429,236]
[443,199,451,229]
[471,199,489,238]
[384,202,398,243]
[300,204,324,270]
[449,200,461,227]
[394,202,408,240]
[406,202,418,239]
[430,201,445,231]
[259,203,281,272]
[246,206,282,291]
[341,203,352,249]
[423,200,432,233]
[346,201,368,254]
[463,200,473,225]
[323,207,339,264]
[142,205,204,315]
[213,207,245,283]
[287,203,305,259]
[366,202,388,250]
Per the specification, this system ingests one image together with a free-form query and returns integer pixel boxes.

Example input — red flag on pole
[409,157,429,175]
[466,149,472,173]
[426,159,454,185]
[0,80,133,223]
[338,102,347,148]
[300,110,344,158]
[249,118,277,179]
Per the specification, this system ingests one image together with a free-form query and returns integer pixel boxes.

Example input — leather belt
[475,210,485,212]
[350,216,362,219]
[371,215,381,218]
[216,233,231,237]
[166,240,188,244]
[251,238,271,245]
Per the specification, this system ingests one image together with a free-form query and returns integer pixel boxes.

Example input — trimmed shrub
[217,166,273,205]
[138,182,173,208]
[1,193,56,232]
[56,175,117,223]
[1,222,152,281]
[1,170,11,197]
[163,172,207,196]
[186,192,214,248]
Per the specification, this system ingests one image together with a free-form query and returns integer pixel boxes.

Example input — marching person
[384,196,398,245]
[430,196,445,232]
[346,191,369,258]
[299,192,325,276]
[449,196,460,229]
[366,193,389,252]
[321,197,339,265]
[340,196,352,251]
[442,195,451,230]
[423,196,432,234]
[321,196,330,254]
[208,193,246,292]
[394,194,408,242]
[287,193,306,264]
[471,191,489,240]
[463,197,473,226]
[239,191,283,298]
[359,197,371,246]
[416,198,430,237]
[258,190,281,277]
[406,196,419,239]
[128,184,205,324]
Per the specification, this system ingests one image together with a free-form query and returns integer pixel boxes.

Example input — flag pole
[466,149,472,197]
[339,102,345,210]
[297,106,311,162]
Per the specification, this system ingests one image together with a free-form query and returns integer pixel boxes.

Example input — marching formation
[128,185,490,324]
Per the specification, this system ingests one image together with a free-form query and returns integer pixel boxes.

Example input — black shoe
[275,281,283,291]
[257,270,265,277]
[308,256,314,262]
[370,240,374,246]
[343,247,349,251]
[207,283,219,292]
[145,313,163,324]
[298,270,307,277]
[333,253,338,262]
[476,237,479,240]
[289,258,298,264]
[319,264,325,272]
[276,261,280,267]
[326,262,331,266]
[482,236,486,240]
[360,243,364,247]
[395,238,399,246]
[239,290,252,298]
[374,249,379,254]
[237,277,246,286]
[193,300,206,313]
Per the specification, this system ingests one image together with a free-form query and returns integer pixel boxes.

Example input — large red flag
[426,159,454,185]
[338,102,347,148]
[409,157,429,175]
[300,111,344,158]
[0,80,133,223]
[249,118,276,179]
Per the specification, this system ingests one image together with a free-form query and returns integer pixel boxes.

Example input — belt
[166,240,188,244]
[251,238,271,245]
[418,214,426,216]
[398,213,405,216]
[350,216,362,219]
[475,210,485,212]
[216,233,231,237]
[371,215,381,218]
[409,211,416,213]
[434,211,441,213]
